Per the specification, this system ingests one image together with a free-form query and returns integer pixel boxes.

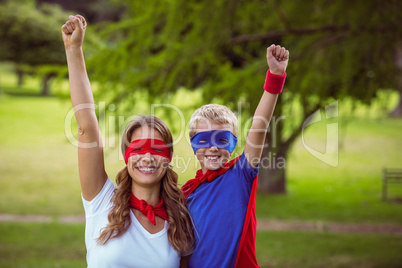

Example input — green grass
[1,62,402,268]
[2,92,401,223]
[1,63,402,224]
[0,222,86,268]
[1,222,401,268]
[0,95,84,216]
[257,115,402,223]
[256,230,402,268]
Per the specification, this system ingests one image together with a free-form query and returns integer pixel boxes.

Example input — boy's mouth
[136,166,157,174]
[205,155,220,162]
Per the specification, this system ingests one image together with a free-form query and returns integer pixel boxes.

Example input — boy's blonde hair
[189,104,238,138]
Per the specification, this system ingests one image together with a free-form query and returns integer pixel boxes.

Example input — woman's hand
[61,15,87,49]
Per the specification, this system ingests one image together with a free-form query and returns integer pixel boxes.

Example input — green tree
[0,0,68,95]
[90,0,402,193]
[36,0,124,23]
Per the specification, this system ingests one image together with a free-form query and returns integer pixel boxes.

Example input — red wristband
[263,70,287,94]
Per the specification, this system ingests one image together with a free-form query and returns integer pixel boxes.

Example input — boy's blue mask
[190,130,237,154]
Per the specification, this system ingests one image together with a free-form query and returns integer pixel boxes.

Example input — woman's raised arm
[62,15,107,201]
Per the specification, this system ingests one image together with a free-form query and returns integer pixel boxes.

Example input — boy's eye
[219,139,229,143]
[153,148,163,152]
[133,148,142,151]
[199,139,207,143]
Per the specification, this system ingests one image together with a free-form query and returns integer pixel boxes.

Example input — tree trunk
[258,152,287,194]
[390,42,402,117]
[16,69,24,86]
[41,73,53,96]
[390,91,402,117]
[257,127,288,194]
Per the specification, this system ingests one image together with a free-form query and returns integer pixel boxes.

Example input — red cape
[234,175,259,268]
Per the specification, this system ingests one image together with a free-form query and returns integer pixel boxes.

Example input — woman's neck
[131,185,161,206]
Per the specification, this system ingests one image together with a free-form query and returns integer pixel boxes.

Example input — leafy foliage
[90,0,400,104]
[88,0,402,193]
[0,0,68,66]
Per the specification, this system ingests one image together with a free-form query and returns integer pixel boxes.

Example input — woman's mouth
[137,166,157,174]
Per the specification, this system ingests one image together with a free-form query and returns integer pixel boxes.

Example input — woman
[62,15,193,267]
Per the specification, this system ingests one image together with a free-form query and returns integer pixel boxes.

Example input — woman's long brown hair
[97,116,194,255]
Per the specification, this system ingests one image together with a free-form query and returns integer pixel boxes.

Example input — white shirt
[82,178,180,268]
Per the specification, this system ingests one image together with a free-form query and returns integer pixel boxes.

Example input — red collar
[181,155,241,199]
[129,194,168,225]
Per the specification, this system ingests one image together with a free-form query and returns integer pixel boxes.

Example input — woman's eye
[199,139,207,143]
[153,148,163,152]
[220,139,229,143]
[133,148,142,151]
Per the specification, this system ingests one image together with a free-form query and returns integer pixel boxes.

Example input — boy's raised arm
[62,15,107,201]
[244,45,289,169]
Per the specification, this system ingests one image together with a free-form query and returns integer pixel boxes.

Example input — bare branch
[271,1,292,30]
[230,24,397,44]
[230,25,348,44]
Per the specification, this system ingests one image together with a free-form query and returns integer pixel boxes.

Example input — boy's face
[194,120,232,173]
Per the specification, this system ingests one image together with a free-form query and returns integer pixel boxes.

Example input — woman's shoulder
[82,178,115,216]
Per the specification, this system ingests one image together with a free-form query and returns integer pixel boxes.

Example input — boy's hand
[61,15,87,49]
[266,44,289,75]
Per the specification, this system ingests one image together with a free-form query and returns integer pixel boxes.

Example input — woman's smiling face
[126,126,169,189]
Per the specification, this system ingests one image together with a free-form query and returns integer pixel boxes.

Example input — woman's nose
[141,152,153,162]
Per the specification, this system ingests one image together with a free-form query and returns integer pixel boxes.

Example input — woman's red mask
[124,139,172,164]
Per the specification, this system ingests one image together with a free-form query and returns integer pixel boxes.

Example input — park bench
[382,168,402,201]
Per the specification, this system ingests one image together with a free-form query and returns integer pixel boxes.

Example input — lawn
[0,222,86,268]
[257,113,402,223]
[1,222,401,268]
[256,230,402,268]
[1,63,402,268]
[1,62,402,223]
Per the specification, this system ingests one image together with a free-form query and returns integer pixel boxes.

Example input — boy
[182,44,289,267]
